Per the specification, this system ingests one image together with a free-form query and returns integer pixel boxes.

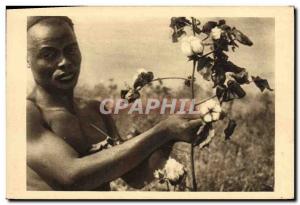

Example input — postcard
[6,6,294,200]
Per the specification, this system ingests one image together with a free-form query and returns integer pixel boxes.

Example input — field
[75,79,274,191]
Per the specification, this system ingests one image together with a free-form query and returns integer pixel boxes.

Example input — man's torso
[27,92,114,191]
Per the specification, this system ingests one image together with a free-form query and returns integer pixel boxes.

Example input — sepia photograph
[6,6,294,199]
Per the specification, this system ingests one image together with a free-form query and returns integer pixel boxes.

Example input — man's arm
[27,100,172,190]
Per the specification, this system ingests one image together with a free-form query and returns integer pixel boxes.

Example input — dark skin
[27,19,203,191]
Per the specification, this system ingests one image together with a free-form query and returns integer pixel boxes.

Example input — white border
[1,0,298,204]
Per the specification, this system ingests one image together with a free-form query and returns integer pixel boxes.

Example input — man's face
[27,20,81,91]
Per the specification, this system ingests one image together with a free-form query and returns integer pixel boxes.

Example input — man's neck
[34,84,75,113]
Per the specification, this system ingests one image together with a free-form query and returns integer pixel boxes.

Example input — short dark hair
[27,16,74,31]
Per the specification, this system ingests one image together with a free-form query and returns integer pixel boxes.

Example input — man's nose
[57,56,71,68]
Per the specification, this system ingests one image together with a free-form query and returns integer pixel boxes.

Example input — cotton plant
[211,26,223,40]
[119,17,273,191]
[121,68,154,103]
[154,158,187,191]
[180,36,204,56]
[198,99,222,123]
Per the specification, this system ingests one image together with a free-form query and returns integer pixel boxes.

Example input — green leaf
[128,91,140,103]
[133,71,154,89]
[193,123,212,146]
[194,26,202,34]
[227,80,246,98]
[216,80,246,103]
[170,17,191,42]
[197,56,213,71]
[214,34,230,52]
[223,89,237,102]
[120,89,129,99]
[202,21,218,34]
[218,19,226,26]
[231,27,253,46]
[230,70,250,84]
[198,64,212,81]
[187,55,199,61]
[216,85,227,102]
[170,17,191,29]
[121,89,140,103]
[216,85,236,103]
[216,60,245,74]
[195,124,215,148]
[251,76,274,92]
[224,119,237,140]
[211,65,226,87]
[171,29,186,43]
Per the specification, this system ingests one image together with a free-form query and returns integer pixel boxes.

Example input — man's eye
[65,44,79,56]
[39,48,59,60]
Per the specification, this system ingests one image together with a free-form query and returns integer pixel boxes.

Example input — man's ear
[27,57,31,69]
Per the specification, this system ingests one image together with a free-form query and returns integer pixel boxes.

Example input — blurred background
[28,17,274,91]
[27,16,275,191]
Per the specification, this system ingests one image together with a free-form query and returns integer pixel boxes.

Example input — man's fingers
[188,118,203,128]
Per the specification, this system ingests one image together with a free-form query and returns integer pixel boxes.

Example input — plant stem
[151,77,189,82]
[189,17,199,192]
[191,63,196,100]
[191,17,196,36]
[194,94,217,106]
[190,59,197,191]
[196,50,214,58]
[136,77,189,91]
[166,180,170,191]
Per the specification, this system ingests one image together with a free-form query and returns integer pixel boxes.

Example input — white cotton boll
[164,158,185,182]
[213,104,222,113]
[182,35,197,43]
[187,36,198,42]
[199,99,215,115]
[211,27,222,40]
[190,38,204,54]
[211,112,220,121]
[181,41,193,57]
[206,99,217,110]
[199,104,209,116]
[166,170,178,182]
[181,36,190,42]
[203,114,212,123]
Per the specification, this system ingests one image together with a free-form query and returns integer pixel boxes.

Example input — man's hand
[161,115,203,143]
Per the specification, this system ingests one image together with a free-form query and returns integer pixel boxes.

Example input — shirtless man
[26,16,202,191]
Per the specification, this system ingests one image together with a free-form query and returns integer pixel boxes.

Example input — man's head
[27,16,81,92]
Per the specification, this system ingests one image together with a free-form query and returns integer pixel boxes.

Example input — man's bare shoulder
[74,97,100,112]
[26,100,45,140]
[27,100,43,124]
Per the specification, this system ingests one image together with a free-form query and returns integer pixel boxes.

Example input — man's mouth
[56,72,76,83]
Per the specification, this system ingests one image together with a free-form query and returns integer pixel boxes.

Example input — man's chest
[41,103,109,154]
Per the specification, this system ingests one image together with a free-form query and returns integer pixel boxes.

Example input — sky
[27,15,274,92]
